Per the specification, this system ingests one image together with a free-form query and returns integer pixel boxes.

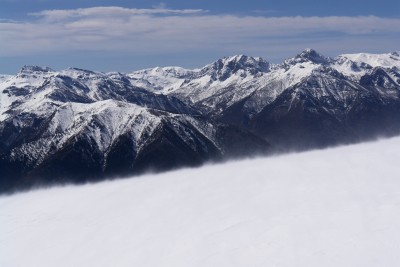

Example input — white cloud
[2,136,400,266]
[30,6,206,22]
[1,7,399,61]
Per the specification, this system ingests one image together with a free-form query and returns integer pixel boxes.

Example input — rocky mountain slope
[0,67,269,192]
[1,49,399,192]
[132,49,400,149]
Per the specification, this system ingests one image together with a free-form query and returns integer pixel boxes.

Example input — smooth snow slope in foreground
[1,137,400,267]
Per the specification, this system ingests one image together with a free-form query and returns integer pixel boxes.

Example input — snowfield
[1,137,400,267]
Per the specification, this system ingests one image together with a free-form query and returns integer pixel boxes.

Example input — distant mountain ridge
[1,49,400,192]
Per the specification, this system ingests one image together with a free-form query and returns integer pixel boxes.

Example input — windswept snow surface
[339,51,400,69]
[1,137,400,267]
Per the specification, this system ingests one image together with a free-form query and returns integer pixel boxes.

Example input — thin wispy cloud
[0,6,399,64]
[30,6,206,22]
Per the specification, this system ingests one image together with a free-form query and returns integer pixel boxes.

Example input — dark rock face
[218,70,400,150]
[1,50,400,193]
[283,48,332,67]
[250,86,400,150]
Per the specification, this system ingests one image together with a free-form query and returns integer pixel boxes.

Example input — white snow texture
[1,137,400,267]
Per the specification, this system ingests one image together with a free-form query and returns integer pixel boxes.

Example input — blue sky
[0,0,399,73]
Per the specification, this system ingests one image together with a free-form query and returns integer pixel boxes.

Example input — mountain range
[1,49,399,192]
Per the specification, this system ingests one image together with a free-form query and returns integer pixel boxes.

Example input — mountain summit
[284,48,331,65]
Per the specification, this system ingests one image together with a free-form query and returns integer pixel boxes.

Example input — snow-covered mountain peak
[338,52,400,69]
[19,65,54,74]
[60,67,106,80]
[208,54,270,74]
[300,48,330,62]
[128,55,271,95]
[329,52,400,80]
[129,66,193,93]
[222,54,266,65]
[132,66,192,79]
[284,49,331,66]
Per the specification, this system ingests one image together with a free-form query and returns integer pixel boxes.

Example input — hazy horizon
[1,49,400,75]
[1,0,399,74]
